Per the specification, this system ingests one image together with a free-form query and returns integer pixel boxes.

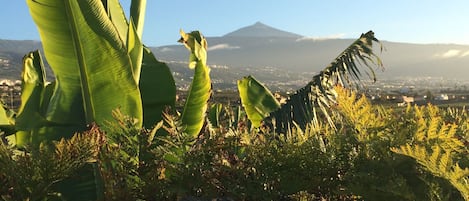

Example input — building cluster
[0,79,21,109]
[0,58,11,69]
[365,78,469,107]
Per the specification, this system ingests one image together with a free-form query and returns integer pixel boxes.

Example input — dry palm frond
[271,31,383,133]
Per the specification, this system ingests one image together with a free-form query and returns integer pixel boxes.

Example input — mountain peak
[223,22,302,38]
[252,21,269,27]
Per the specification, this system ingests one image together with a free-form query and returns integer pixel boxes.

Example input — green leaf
[139,47,176,128]
[179,30,211,138]
[209,103,223,127]
[103,0,128,43]
[50,163,104,201]
[127,19,144,82]
[130,0,146,38]
[26,0,143,140]
[0,101,15,135]
[14,51,57,147]
[237,75,280,128]
[163,152,182,164]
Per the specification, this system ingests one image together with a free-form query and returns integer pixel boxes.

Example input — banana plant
[6,0,176,147]
[238,75,280,128]
[0,102,15,136]
[178,30,212,138]
[208,103,223,128]
[0,0,176,200]
[238,31,383,133]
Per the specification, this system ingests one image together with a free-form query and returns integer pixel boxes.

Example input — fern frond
[427,118,440,140]
[392,144,469,200]
[438,151,451,173]
[411,105,466,153]
[334,86,389,143]
[0,127,103,200]
[429,146,441,169]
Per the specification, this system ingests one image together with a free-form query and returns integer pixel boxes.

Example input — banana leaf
[238,76,280,128]
[103,0,129,43]
[179,30,211,138]
[0,101,15,135]
[102,0,172,129]
[25,0,143,145]
[140,47,176,128]
[130,0,146,38]
[208,103,223,127]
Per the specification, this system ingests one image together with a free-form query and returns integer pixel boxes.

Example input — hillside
[2,22,469,89]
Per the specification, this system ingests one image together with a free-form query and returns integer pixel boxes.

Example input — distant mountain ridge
[0,39,42,55]
[2,22,469,86]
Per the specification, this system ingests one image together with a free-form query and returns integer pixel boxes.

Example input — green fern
[409,105,466,153]
[392,144,469,200]
[334,86,390,142]
[0,128,103,200]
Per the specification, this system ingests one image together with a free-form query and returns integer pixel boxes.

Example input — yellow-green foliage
[392,101,468,200]
[335,86,468,200]
[0,128,103,200]
[335,86,391,143]
[410,104,466,153]
[392,145,469,200]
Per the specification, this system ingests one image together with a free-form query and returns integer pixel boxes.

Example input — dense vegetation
[0,0,468,200]
[1,88,468,200]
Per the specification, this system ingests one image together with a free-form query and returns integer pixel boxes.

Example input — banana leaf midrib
[64,1,95,123]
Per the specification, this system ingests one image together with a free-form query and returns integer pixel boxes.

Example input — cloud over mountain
[296,33,346,42]
[207,43,240,51]
[435,49,469,58]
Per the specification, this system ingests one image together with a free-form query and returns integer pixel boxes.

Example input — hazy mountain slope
[0,39,42,55]
[152,36,353,72]
[0,39,52,80]
[2,22,469,84]
[378,42,469,78]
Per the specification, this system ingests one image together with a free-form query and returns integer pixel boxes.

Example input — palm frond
[270,31,383,133]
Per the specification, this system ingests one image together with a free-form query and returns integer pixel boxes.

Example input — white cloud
[461,50,469,57]
[157,47,174,52]
[435,49,469,58]
[442,49,461,58]
[207,43,240,51]
[296,33,346,42]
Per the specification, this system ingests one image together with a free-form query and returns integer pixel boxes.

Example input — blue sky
[2,1,469,46]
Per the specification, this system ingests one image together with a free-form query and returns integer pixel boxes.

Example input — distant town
[3,75,469,111]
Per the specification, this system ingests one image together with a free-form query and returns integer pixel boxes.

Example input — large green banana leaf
[238,76,280,128]
[24,0,143,145]
[140,47,176,128]
[102,0,173,128]
[130,0,146,38]
[102,0,145,82]
[179,30,211,138]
